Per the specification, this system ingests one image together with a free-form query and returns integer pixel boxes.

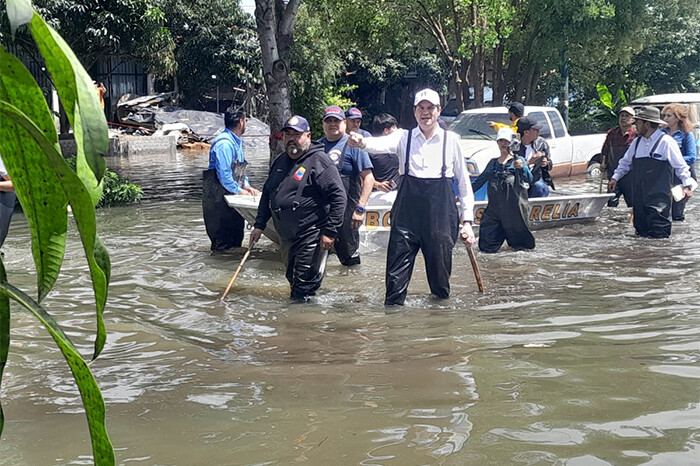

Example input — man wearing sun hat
[250,115,346,301]
[608,106,695,238]
[348,88,475,306]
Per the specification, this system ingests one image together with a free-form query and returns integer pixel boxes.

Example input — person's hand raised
[347,131,365,149]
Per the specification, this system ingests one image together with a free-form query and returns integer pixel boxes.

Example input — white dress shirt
[362,127,474,222]
[613,129,692,185]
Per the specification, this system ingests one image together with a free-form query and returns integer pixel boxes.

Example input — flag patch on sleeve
[294,167,306,181]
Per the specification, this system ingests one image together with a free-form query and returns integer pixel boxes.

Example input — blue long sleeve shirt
[471,155,533,192]
[662,128,696,166]
[208,128,250,194]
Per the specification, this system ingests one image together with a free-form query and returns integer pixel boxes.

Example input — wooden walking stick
[466,246,485,292]
[219,246,252,303]
[598,142,610,194]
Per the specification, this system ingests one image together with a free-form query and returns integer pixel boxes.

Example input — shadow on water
[0,148,698,465]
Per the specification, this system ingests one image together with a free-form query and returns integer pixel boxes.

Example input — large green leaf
[0,100,110,358]
[0,47,67,301]
[596,83,613,111]
[0,258,9,437]
[28,12,108,206]
[0,274,115,465]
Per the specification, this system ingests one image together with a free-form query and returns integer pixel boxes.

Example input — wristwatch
[355,205,366,214]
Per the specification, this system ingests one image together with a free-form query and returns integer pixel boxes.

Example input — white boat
[226,191,613,253]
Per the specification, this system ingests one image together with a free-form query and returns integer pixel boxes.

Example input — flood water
[0,142,699,465]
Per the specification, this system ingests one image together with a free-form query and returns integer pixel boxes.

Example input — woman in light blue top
[661,103,697,221]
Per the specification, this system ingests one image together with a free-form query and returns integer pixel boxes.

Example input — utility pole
[561,48,569,127]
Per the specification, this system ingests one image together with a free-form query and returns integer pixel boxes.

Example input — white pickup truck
[449,106,606,179]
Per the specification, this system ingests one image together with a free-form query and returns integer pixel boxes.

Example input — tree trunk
[525,63,540,104]
[503,53,521,104]
[492,42,505,106]
[254,0,301,165]
[470,47,485,108]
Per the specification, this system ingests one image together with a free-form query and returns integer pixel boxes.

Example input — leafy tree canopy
[157,0,262,107]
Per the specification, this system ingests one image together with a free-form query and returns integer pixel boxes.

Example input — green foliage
[0,0,114,463]
[589,83,630,129]
[157,0,262,107]
[0,0,176,76]
[290,3,346,133]
[65,157,144,207]
[97,170,143,208]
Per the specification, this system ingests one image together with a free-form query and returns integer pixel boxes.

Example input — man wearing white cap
[608,106,695,238]
[348,88,475,306]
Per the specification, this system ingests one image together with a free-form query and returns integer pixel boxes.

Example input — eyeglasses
[661,113,675,119]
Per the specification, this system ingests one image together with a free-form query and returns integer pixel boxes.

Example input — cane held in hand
[219,246,252,303]
[467,246,485,292]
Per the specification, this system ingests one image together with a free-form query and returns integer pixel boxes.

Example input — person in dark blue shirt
[202,108,259,251]
[472,128,535,252]
[317,105,375,266]
[346,107,372,138]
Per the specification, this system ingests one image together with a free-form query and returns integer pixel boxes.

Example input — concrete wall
[59,136,177,158]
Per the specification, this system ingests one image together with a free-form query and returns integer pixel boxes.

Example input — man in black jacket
[516,116,554,197]
[250,116,346,301]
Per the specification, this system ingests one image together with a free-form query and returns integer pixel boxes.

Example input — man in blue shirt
[203,108,259,251]
[318,105,375,266]
[346,107,372,138]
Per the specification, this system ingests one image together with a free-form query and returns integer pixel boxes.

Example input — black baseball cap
[508,102,525,117]
[516,116,542,132]
[282,115,310,132]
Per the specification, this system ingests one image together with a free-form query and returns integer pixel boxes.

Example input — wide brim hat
[634,106,665,125]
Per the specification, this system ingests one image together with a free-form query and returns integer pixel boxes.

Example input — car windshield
[450,112,510,140]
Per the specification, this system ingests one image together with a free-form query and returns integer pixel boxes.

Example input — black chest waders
[384,129,460,306]
[331,140,361,266]
[0,190,16,248]
[202,154,249,251]
[630,136,673,238]
[270,160,327,301]
[478,160,535,253]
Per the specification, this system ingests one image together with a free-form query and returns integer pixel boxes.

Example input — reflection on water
[0,148,698,465]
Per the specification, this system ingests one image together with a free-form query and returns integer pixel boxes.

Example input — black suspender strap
[649,133,664,156]
[404,129,412,174]
[441,129,448,178]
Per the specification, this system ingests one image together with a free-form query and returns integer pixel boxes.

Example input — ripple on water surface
[0,151,698,464]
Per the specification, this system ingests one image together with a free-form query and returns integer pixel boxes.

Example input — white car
[450,106,606,179]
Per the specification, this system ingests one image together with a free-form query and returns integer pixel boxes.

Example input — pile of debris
[115,93,269,149]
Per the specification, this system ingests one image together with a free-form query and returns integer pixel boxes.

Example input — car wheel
[586,162,601,179]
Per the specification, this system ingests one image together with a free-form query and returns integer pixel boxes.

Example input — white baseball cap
[496,127,514,141]
[414,88,441,106]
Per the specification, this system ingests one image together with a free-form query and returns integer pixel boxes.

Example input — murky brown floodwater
[0,143,698,465]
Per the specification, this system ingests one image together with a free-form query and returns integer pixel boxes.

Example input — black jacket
[254,142,346,241]
[516,136,554,189]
